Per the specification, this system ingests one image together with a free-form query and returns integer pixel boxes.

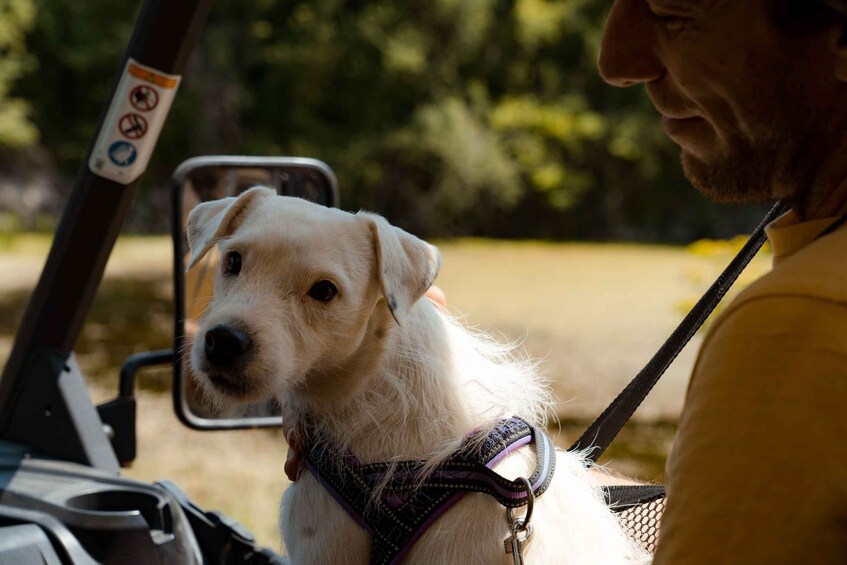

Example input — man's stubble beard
[678,120,826,217]
[679,136,781,204]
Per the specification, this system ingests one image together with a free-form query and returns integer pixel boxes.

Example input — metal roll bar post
[0,0,212,471]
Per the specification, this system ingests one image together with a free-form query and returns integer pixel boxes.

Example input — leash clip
[503,477,534,565]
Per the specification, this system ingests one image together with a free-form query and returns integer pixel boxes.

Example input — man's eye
[224,251,242,275]
[308,281,338,303]
[646,7,689,30]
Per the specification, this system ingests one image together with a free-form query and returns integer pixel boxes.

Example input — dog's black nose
[204,324,252,366]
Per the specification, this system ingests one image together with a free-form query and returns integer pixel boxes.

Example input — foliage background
[1,0,769,240]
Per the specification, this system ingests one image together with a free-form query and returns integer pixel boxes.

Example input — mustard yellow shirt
[654,211,847,564]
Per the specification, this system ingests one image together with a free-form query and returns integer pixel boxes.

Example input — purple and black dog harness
[304,417,557,565]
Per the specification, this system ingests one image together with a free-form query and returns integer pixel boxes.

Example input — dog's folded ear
[360,212,441,325]
[186,186,274,270]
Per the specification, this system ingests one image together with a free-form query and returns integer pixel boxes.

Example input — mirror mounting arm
[97,350,174,468]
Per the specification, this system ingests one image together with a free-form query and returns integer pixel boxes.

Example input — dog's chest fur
[279,300,647,564]
[184,190,648,564]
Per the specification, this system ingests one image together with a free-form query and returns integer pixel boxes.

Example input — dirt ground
[0,234,766,421]
[0,233,772,549]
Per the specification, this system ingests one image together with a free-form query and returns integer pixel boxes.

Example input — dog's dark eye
[308,280,337,303]
[224,251,242,275]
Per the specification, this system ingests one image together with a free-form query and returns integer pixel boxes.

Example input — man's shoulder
[733,225,847,310]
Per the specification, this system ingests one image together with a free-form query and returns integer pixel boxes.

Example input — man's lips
[661,113,700,121]
[654,103,700,120]
[654,101,703,129]
[661,114,706,141]
[648,87,708,143]
[661,115,702,126]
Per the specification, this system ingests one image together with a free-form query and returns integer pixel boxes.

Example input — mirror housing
[170,156,339,430]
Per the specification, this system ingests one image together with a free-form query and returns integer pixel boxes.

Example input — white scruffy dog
[187,186,648,564]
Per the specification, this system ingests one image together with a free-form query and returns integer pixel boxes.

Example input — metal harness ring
[506,477,534,531]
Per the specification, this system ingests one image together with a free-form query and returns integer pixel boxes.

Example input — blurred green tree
[12,0,765,239]
[0,0,38,149]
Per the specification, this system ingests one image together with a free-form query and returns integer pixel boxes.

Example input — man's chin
[679,150,776,205]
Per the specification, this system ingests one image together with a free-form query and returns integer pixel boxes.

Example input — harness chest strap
[304,417,557,565]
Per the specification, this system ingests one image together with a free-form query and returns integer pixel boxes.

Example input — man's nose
[598,0,664,87]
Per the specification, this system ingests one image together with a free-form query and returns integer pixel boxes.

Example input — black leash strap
[570,200,790,462]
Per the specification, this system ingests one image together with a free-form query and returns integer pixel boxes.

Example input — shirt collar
[765,210,843,266]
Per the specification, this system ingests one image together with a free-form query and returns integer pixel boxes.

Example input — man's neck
[782,130,846,220]
[800,175,847,220]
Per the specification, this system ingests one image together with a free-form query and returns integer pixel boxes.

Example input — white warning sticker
[88,59,181,184]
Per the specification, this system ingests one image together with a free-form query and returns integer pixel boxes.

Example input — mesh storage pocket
[604,484,666,554]
[615,495,665,554]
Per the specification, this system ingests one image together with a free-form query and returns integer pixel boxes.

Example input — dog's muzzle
[204,323,253,367]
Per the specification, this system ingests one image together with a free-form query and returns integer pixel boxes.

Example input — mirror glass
[172,156,339,429]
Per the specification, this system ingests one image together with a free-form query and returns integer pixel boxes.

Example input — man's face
[599,0,844,211]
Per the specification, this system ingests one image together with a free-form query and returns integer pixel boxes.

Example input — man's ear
[186,186,273,270]
[359,212,441,325]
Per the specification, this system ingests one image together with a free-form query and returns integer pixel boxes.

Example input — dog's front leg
[280,472,371,564]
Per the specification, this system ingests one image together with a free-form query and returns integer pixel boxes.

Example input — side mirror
[171,156,339,430]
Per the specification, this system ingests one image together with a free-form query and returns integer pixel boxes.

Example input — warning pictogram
[89,59,181,184]
[108,141,138,167]
[130,85,159,111]
[118,113,148,139]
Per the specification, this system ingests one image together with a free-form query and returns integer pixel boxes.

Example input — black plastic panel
[0,524,63,564]
[0,442,201,565]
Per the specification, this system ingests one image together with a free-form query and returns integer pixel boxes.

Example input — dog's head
[186,186,440,407]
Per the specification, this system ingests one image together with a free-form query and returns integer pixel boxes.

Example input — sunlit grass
[0,231,54,254]
[0,235,772,549]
